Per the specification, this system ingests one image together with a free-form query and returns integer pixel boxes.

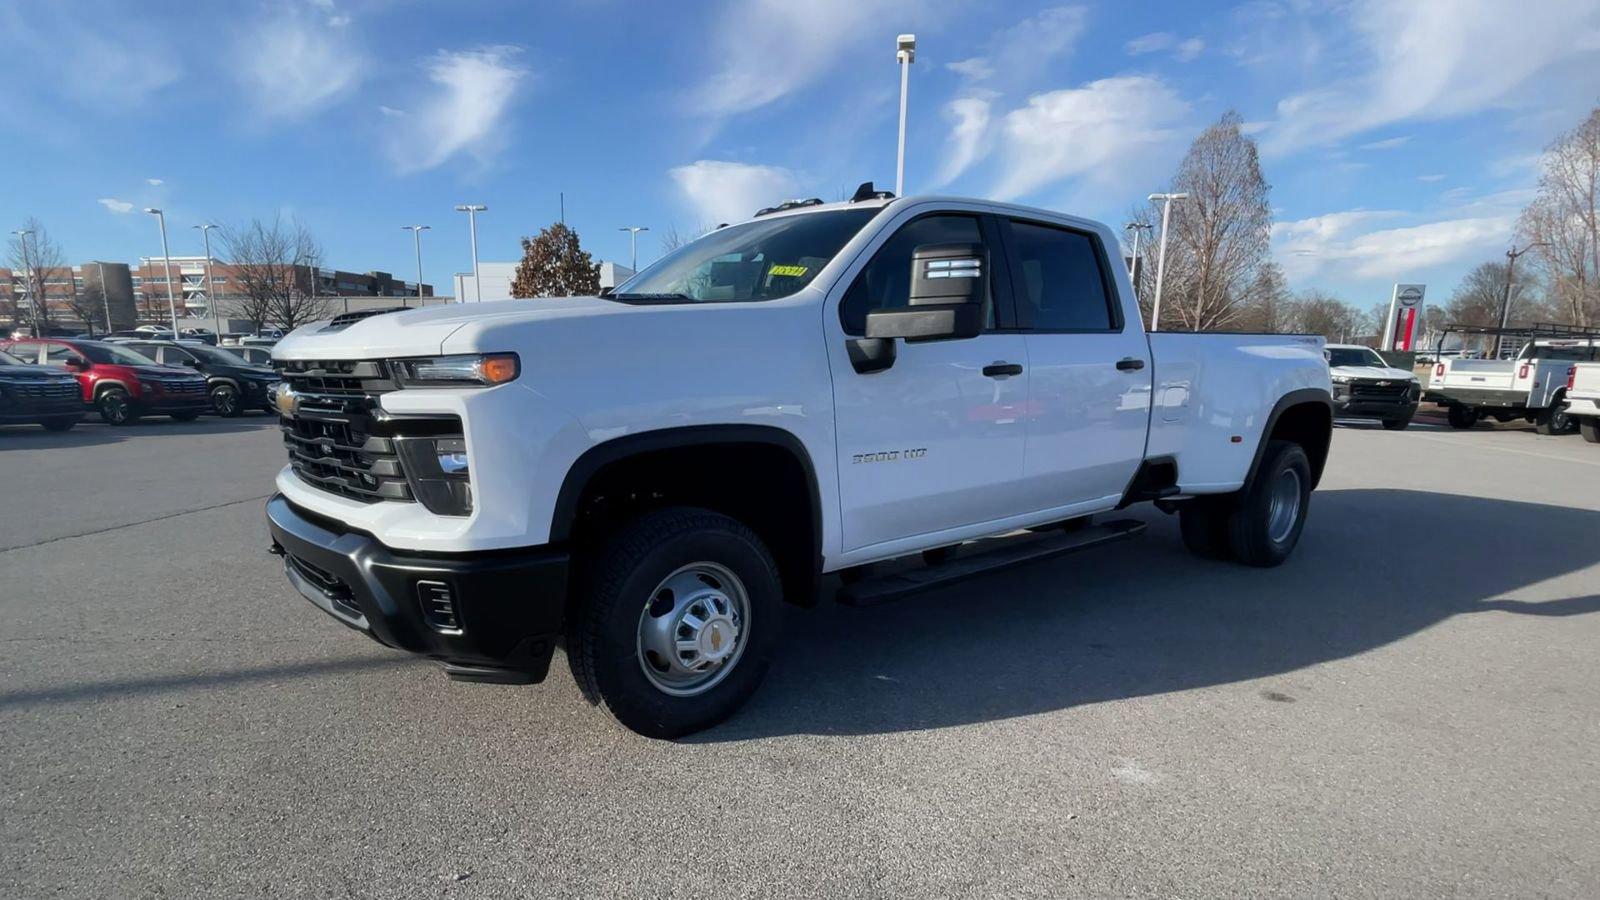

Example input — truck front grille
[1349,379,1414,400]
[4,379,80,400]
[277,359,413,504]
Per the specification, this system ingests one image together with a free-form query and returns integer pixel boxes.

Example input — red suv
[1,338,211,425]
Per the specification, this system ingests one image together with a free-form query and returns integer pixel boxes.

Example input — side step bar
[836,518,1147,607]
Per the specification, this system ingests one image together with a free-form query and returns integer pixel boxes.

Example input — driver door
[826,211,1031,558]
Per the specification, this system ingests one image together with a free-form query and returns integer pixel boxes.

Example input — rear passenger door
[999,217,1152,511]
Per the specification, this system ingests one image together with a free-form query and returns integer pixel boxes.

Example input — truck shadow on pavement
[0,416,277,450]
[699,488,1600,741]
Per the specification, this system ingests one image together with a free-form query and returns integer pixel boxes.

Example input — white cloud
[0,4,180,108]
[933,97,993,187]
[1359,135,1411,150]
[669,161,800,225]
[945,57,994,81]
[989,76,1190,201]
[97,198,134,214]
[1174,38,1205,62]
[145,178,163,186]
[1417,174,1446,182]
[953,6,1088,89]
[377,105,406,118]
[236,6,367,119]
[384,47,526,175]
[689,0,925,117]
[1264,0,1600,153]
[1273,209,1512,280]
[1125,32,1176,55]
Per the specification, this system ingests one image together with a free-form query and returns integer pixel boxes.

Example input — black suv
[124,341,280,417]
[0,348,85,431]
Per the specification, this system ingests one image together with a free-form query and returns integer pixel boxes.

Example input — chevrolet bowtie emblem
[709,628,723,652]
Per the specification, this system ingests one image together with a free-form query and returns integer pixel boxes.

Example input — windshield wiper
[610,292,695,303]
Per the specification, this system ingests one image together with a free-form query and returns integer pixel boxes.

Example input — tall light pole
[144,208,180,338]
[193,224,222,340]
[401,225,430,307]
[455,204,487,302]
[895,34,916,197]
[97,261,114,333]
[1146,192,1188,331]
[1496,241,1546,359]
[618,226,649,274]
[10,229,36,336]
[1124,222,1152,300]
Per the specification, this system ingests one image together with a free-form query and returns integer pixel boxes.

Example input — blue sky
[4,0,1599,305]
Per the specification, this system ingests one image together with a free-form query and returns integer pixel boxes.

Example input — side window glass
[8,342,41,362]
[165,347,196,364]
[43,344,79,365]
[840,214,991,335]
[1007,220,1116,331]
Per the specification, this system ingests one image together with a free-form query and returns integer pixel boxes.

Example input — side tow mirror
[863,241,988,343]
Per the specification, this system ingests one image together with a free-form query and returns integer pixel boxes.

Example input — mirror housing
[864,241,988,342]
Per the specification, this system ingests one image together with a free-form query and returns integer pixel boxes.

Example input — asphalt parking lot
[2,414,1598,897]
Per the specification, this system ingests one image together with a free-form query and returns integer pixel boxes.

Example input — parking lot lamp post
[1124,222,1152,300]
[144,209,180,339]
[618,226,648,274]
[1496,242,1546,359]
[10,229,36,336]
[402,225,430,307]
[1146,192,1188,331]
[455,204,487,302]
[895,34,916,197]
[193,224,222,340]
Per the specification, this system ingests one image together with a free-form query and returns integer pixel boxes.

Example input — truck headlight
[396,436,473,516]
[392,353,518,388]
[1330,374,1352,384]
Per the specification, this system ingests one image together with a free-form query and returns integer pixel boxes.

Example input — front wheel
[210,383,242,417]
[97,388,138,426]
[1381,416,1411,431]
[1534,403,1575,436]
[1225,441,1312,568]
[1446,405,1479,429]
[567,507,782,739]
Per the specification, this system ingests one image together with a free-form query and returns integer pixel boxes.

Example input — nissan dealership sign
[1384,283,1426,352]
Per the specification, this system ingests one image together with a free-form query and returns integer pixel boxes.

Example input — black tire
[1179,497,1234,560]
[170,410,201,422]
[567,507,782,739]
[1446,405,1479,429]
[97,388,138,426]
[39,417,78,432]
[1581,418,1600,443]
[210,383,242,417]
[1534,402,1575,436]
[1381,416,1411,431]
[1225,440,1312,568]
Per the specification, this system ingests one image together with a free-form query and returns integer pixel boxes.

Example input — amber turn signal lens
[480,354,519,385]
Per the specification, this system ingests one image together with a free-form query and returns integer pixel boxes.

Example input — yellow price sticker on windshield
[769,264,808,277]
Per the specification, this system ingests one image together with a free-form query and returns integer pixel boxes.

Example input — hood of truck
[272,297,618,360]
[1330,364,1415,381]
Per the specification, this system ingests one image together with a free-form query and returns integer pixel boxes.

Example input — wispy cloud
[0,3,180,109]
[689,0,926,118]
[1359,135,1412,150]
[97,198,134,214]
[989,76,1190,201]
[1263,0,1600,153]
[1126,31,1204,62]
[146,178,164,186]
[1274,208,1512,280]
[669,160,799,224]
[933,96,994,187]
[384,47,527,175]
[236,4,367,119]
[950,5,1088,91]
[1174,38,1205,62]
[1418,174,1446,182]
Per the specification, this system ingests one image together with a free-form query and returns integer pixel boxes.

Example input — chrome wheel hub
[1265,468,1302,544]
[636,563,749,697]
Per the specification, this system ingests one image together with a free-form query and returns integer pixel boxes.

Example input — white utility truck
[1425,324,1600,433]
[266,188,1333,737]
[1564,362,1600,443]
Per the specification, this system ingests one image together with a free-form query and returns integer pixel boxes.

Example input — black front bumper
[0,397,83,423]
[265,494,567,680]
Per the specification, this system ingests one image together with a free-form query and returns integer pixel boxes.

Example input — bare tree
[1147,111,1274,331]
[657,223,714,255]
[1519,105,1600,326]
[7,218,65,336]
[1232,260,1293,332]
[1444,260,1550,329]
[1290,290,1364,342]
[67,279,108,336]
[219,217,333,331]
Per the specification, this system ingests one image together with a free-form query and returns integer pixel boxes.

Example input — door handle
[982,362,1023,378]
[1116,357,1146,371]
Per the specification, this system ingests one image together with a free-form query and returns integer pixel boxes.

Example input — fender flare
[549,423,823,569]
[1248,388,1333,489]
[92,378,133,399]
[208,376,241,392]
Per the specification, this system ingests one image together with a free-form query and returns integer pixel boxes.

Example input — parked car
[0,338,210,425]
[225,345,274,366]
[0,349,84,431]
[1325,344,1420,430]
[122,339,279,416]
[1427,330,1598,433]
[264,189,1334,737]
[1564,362,1600,443]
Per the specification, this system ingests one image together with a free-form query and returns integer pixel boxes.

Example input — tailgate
[1437,359,1516,390]
[1573,363,1600,400]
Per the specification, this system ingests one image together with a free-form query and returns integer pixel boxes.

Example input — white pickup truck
[1565,362,1600,443]
[1426,329,1599,433]
[266,190,1332,737]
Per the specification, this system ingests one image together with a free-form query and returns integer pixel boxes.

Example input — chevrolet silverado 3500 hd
[266,191,1333,737]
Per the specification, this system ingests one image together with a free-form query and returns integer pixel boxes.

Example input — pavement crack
[0,494,272,554]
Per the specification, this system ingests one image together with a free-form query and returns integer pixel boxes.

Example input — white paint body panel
[270,196,1330,569]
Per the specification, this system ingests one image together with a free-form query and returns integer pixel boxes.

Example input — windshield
[80,342,158,365]
[0,350,22,366]
[187,345,259,366]
[613,208,880,303]
[1325,347,1387,368]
